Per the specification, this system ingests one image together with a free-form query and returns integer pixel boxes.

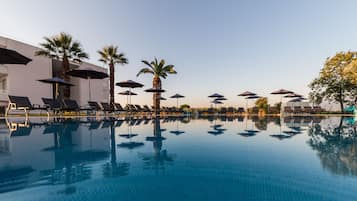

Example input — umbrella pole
[246,99,248,115]
[280,95,283,115]
[177,98,179,108]
[55,83,59,100]
[129,88,131,105]
[129,88,132,116]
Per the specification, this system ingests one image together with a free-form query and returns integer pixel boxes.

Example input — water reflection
[140,117,175,173]
[308,117,357,177]
[103,120,129,178]
[1,115,357,199]
[269,116,317,140]
[238,116,261,137]
[0,117,111,194]
[118,117,144,150]
[170,117,186,135]
[208,117,227,135]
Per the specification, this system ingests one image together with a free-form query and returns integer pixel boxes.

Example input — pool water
[0,116,357,201]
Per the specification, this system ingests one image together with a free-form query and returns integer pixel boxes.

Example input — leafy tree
[98,45,128,109]
[180,104,190,111]
[309,52,357,112]
[137,58,177,115]
[255,97,268,113]
[35,32,88,98]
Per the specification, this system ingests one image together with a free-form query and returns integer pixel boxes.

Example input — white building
[0,36,109,113]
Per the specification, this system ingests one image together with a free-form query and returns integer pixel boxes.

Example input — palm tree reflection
[139,117,175,173]
[103,120,130,178]
[308,117,357,176]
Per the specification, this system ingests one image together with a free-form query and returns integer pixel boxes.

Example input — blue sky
[1,0,357,107]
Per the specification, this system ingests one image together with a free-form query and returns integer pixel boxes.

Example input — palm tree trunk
[153,76,162,116]
[109,63,115,111]
[62,56,70,99]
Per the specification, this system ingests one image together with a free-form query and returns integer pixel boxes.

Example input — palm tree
[98,45,128,110]
[137,58,176,115]
[35,32,88,98]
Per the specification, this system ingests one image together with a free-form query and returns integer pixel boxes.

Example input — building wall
[0,36,52,106]
[0,36,109,109]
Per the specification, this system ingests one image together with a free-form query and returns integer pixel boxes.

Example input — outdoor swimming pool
[0,116,356,201]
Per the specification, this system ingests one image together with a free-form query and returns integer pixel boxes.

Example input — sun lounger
[6,95,49,118]
[135,105,145,112]
[100,102,113,113]
[124,104,138,114]
[303,106,313,113]
[220,107,227,114]
[293,106,303,114]
[88,101,102,111]
[313,106,323,113]
[207,108,215,115]
[42,98,62,114]
[268,106,278,114]
[143,105,152,113]
[283,106,293,114]
[237,107,245,114]
[113,103,125,113]
[227,107,235,114]
[62,99,92,113]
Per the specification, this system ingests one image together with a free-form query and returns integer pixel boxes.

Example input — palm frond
[35,32,88,63]
[136,68,154,77]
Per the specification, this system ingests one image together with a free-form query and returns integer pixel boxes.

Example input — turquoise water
[0,116,357,201]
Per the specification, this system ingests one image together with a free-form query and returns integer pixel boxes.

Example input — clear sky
[1,0,357,108]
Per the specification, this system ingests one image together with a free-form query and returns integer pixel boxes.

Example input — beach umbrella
[215,97,227,101]
[271,89,293,95]
[116,80,144,106]
[238,91,256,111]
[211,100,223,104]
[208,93,224,98]
[284,93,303,98]
[271,89,293,102]
[160,97,167,100]
[145,88,165,93]
[245,95,261,99]
[288,97,306,102]
[118,90,138,96]
[244,95,260,111]
[0,47,32,64]
[118,90,138,106]
[211,100,223,108]
[238,91,256,97]
[170,93,185,108]
[288,98,302,103]
[66,68,109,101]
[208,93,224,109]
[271,89,294,114]
[38,77,74,99]
[116,80,144,88]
